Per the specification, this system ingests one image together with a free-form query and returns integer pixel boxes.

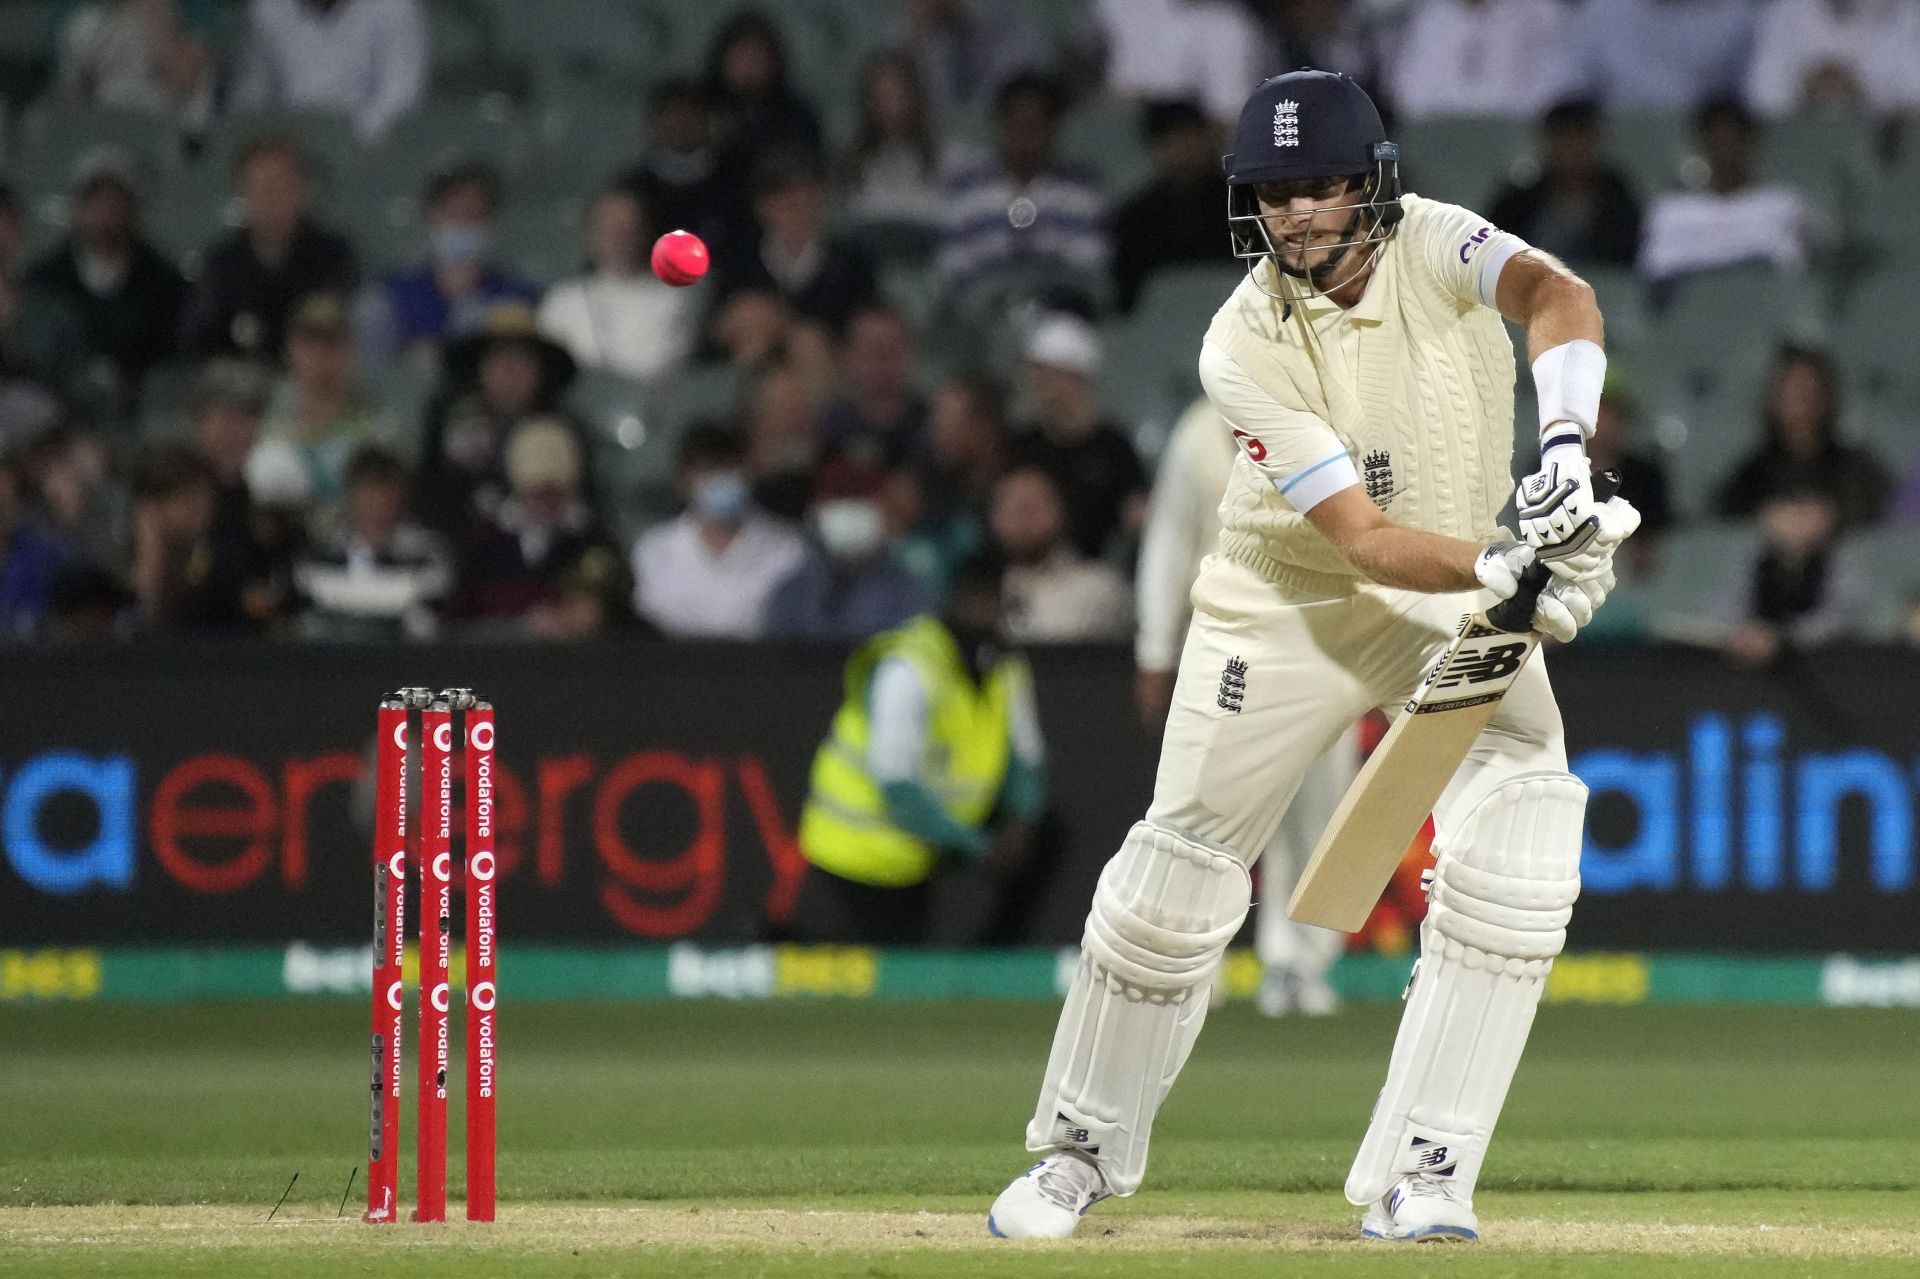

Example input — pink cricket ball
[651,230,710,287]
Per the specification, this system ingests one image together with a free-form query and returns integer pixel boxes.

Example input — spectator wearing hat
[1111,100,1227,314]
[631,424,807,639]
[446,418,613,628]
[530,545,645,641]
[56,0,215,129]
[764,478,929,642]
[188,360,304,632]
[1009,314,1148,560]
[180,134,359,363]
[368,163,540,366]
[293,445,448,641]
[415,310,582,542]
[537,187,696,386]
[232,0,426,143]
[709,152,878,344]
[990,464,1132,643]
[1637,98,1818,292]
[618,78,753,260]
[1487,101,1643,270]
[0,452,70,641]
[126,442,235,632]
[186,359,271,556]
[261,293,393,511]
[22,151,187,412]
[936,73,1109,299]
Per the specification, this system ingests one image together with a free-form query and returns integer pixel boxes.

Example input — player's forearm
[1522,275,1603,365]
[1339,525,1482,594]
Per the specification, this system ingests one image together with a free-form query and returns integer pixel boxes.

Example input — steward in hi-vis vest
[787,559,1047,945]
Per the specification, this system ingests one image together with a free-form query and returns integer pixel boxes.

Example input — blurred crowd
[0,0,1918,659]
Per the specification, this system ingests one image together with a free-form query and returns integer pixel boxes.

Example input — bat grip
[1486,469,1621,634]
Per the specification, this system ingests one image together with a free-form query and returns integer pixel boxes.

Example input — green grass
[1,1000,1916,1276]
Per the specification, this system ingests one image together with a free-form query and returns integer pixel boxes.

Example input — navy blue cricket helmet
[1222,69,1403,290]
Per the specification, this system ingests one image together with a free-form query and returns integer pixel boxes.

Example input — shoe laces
[1398,1171,1462,1204]
[1033,1152,1108,1212]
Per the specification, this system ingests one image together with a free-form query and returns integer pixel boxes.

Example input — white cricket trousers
[1254,727,1357,975]
[1147,554,1567,868]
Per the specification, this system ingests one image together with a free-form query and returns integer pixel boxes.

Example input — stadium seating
[1397,116,1529,209]
[1639,522,1759,638]
[1058,100,1150,198]
[1107,264,1242,457]
[11,103,182,198]
[1607,113,1690,195]
[1854,528,1920,639]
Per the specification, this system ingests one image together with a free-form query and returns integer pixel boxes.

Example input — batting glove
[1546,495,1644,582]
[1530,563,1616,643]
[1515,441,1602,571]
[1472,538,1535,599]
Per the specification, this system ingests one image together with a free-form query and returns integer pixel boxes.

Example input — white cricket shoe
[987,1151,1110,1238]
[1255,968,1341,1018]
[1360,1173,1480,1242]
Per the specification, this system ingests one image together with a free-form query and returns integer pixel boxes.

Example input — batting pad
[1345,771,1585,1207]
[1026,821,1251,1196]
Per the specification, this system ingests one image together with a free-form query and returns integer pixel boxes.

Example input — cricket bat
[1287,472,1620,932]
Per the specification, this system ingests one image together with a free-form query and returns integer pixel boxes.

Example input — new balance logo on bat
[1218,657,1249,713]
[1436,643,1527,689]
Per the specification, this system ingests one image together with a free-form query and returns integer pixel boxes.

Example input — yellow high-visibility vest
[798,616,1025,888]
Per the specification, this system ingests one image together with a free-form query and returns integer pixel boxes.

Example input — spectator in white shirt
[57,0,214,129]
[631,424,807,638]
[233,0,427,143]
[990,464,1132,643]
[537,187,695,386]
[1745,0,1920,122]
[1387,0,1572,121]
[1093,0,1265,126]
[1638,98,1816,290]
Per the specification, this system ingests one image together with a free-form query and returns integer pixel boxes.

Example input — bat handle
[1485,469,1621,635]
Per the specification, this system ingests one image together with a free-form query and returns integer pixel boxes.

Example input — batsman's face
[1255,176,1362,274]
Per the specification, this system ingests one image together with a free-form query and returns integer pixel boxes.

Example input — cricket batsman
[989,69,1640,1243]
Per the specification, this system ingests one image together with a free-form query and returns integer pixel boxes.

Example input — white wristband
[1531,338,1606,441]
